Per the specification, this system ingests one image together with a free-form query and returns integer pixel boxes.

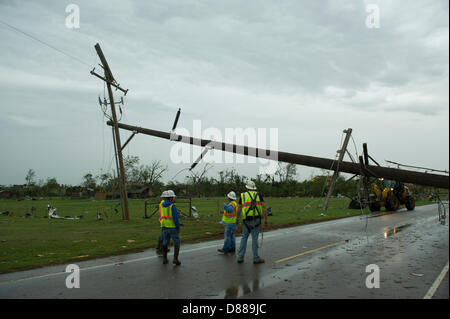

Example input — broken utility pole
[107,121,449,190]
[322,128,352,211]
[92,43,130,221]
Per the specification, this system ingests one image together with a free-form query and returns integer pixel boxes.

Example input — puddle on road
[383,223,412,239]
[222,279,262,299]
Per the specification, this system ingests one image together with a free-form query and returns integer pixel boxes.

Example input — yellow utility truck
[369,179,415,212]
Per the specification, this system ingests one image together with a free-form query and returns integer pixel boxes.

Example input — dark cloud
[0,0,448,185]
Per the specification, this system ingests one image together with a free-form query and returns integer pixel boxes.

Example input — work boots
[157,239,170,256]
[156,239,163,256]
[162,246,169,264]
[173,244,181,266]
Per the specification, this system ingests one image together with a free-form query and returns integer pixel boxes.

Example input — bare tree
[187,163,213,196]
[25,169,36,186]
[275,163,297,183]
[140,160,168,185]
[123,156,167,185]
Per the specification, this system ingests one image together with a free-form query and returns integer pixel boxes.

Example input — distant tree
[43,177,61,196]
[25,169,36,186]
[187,163,213,196]
[139,160,168,185]
[275,163,297,183]
[123,155,167,186]
[82,173,97,190]
[97,172,114,190]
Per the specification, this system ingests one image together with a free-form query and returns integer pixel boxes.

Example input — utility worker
[218,191,238,254]
[236,180,268,264]
[160,190,182,265]
[156,191,170,256]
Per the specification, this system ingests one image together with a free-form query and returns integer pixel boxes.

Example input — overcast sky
[0,0,448,186]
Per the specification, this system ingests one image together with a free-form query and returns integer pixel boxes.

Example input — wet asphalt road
[0,203,448,299]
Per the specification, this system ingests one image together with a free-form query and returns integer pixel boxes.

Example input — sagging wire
[302,130,345,211]
[0,19,92,68]
[350,135,370,241]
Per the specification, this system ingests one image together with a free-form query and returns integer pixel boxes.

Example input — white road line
[0,212,433,285]
[0,243,220,284]
[0,223,318,284]
[423,261,449,299]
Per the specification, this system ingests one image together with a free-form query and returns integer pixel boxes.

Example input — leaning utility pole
[91,43,130,220]
[322,128,352,211]
[107,121,449,189]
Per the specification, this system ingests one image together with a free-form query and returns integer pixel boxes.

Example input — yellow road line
[275,240,347,264]
[424,261,449,299]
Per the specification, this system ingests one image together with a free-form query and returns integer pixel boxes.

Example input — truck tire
[405,196,415,211]
[386,195,400,211]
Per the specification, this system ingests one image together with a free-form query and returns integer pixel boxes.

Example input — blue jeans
[221,222,237,252]
[237,219,261,262]
[162,227,181,246]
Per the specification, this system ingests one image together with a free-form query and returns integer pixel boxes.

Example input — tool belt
[243,217,261,232]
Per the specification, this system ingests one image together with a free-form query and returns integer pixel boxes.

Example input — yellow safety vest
[158,200,164,228]
[240,191,262,220]
[159,202,176,228]
[222,201,237,224]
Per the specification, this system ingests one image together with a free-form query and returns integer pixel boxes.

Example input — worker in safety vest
[160,190,182,265]
[218,191,238,254]
[236,181,268,264]
[156,191,170,256]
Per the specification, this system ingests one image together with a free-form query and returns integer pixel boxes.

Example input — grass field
[0,196,431,273]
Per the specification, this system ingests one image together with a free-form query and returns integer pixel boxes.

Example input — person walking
[218,191,238,254]
[156,191,170,256]
[236,181,268,264]
[160,190,182,265]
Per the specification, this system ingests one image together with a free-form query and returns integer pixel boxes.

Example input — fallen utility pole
[322,128,352,211]
[94,43,130,221]
[107,121,449,190]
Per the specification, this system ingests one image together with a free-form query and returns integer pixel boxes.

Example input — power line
[0,19,91,68]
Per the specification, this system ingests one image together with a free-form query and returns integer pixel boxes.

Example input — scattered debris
[191,206,199,219]
[126,240,135,243]
[47,205,83,220]
[411,273,424,277]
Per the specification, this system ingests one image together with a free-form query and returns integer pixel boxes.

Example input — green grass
[0,196,431,273]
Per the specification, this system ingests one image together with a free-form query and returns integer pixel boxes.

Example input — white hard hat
[227,191,237,200]
[160,191,168,198]
[166,190,177,198]
[245,180,257,190]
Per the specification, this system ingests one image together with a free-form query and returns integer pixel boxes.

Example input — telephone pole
[322,128,352,211]
[91,43,130,220]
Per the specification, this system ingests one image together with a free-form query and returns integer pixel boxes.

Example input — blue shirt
[162,200,180,230]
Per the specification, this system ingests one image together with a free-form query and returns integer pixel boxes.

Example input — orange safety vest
[159,202,176,228]
[222,201,237,223]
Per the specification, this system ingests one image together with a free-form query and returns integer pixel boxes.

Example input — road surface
[0,203,448,299]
